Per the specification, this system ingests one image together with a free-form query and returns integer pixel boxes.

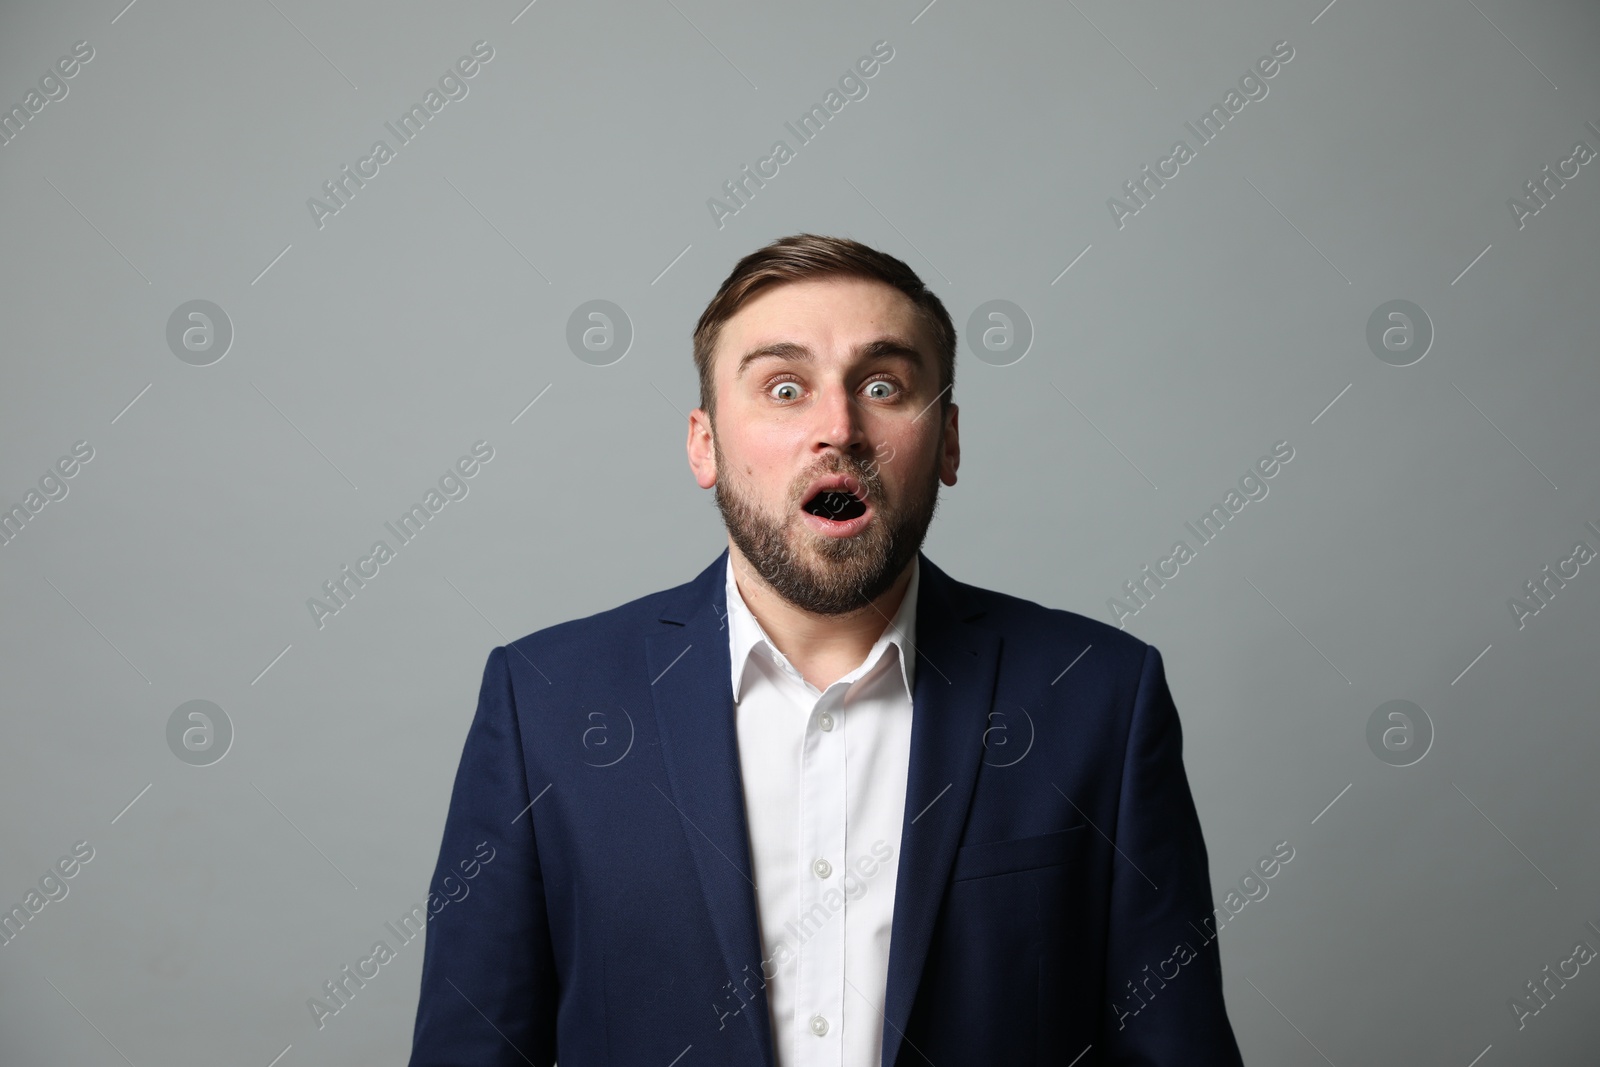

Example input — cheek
[881,430,934,477]
[729,432,799,488]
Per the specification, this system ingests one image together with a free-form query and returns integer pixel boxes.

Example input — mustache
[793,447,896,507]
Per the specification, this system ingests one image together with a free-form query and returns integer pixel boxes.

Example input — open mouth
[802,487,868,523]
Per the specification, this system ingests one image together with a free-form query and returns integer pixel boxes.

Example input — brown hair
[692,233,956,425]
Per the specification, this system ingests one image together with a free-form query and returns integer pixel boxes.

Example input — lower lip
[801,505,873,538]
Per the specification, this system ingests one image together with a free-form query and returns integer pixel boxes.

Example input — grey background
[2,0,1598,1063]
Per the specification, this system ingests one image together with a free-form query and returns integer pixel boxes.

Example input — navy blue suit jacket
[407,549,1245,1066]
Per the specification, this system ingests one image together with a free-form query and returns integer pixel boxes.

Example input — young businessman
[407,234,1246,1066]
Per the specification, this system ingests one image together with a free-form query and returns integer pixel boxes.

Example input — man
[407,235,1245,1065]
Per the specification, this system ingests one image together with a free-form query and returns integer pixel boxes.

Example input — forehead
[714,276,931,372]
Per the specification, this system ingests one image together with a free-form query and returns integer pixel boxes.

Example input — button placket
[726,554,919,1067]
[796,685,847,1060]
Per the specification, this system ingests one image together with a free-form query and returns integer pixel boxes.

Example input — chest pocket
[950,824,1087,882]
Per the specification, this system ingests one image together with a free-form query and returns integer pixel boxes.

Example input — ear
[938,403,960,487]
[687,408,718,489]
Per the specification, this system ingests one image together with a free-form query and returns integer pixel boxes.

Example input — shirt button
[809,1014,829,1036]
[818,712,834,731]
[812,858,832,879]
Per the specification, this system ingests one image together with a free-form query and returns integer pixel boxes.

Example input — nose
[812,380,868,457]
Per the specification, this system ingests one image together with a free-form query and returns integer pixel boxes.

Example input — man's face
[687,276,959,616]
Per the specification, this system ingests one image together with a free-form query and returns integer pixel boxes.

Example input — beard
[713,431,944,617]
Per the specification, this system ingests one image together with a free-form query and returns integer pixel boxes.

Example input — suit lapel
[646,549,775,1067]
[646,549,998,1067]
[880,553,1000,1067]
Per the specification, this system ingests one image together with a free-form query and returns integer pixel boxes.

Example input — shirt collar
[725,552,919,702]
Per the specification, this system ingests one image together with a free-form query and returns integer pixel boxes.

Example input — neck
[726,540,915,691]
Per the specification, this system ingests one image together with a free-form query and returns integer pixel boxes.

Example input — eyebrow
[734,337,927,380]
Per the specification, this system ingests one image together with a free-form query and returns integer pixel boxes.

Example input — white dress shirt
[724,554,919,1067]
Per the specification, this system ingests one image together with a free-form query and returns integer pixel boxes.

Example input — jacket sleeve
[408,645,559,1067]
[1102,644,1245,1066]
